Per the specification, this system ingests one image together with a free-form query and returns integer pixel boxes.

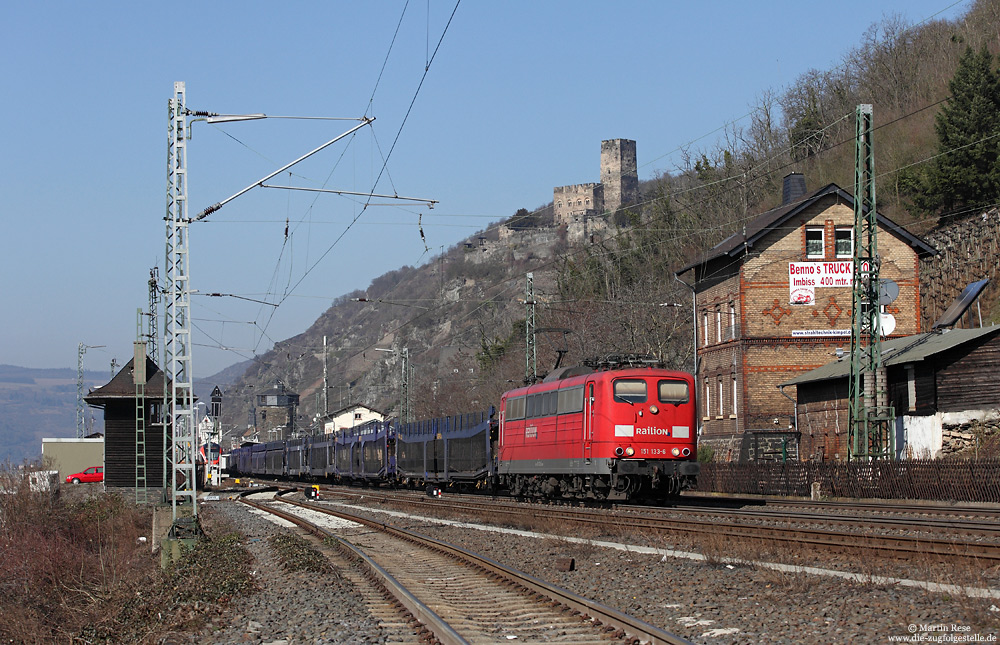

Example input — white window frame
[731,374,738,419]
[806,227,824,258]
[715,309,722,343]
[717,378,724,418]
[703,379,711,420]
[835,227,854,258]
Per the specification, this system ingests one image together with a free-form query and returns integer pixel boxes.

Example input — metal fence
[699,458,1000,503]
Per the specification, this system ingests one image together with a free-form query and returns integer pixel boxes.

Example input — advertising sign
[788,261,853,305]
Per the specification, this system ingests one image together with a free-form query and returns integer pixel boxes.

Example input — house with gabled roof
[84,355,170,488]
[321,403,385,436]
[675,173,936,461]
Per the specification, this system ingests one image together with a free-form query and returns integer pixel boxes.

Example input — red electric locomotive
[498,361,699,501]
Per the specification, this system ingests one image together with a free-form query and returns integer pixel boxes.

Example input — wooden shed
[84,356,170,489]
[781,325,1000,460]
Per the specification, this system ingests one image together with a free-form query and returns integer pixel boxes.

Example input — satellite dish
[878,279,899,306]
[880,313,896,336]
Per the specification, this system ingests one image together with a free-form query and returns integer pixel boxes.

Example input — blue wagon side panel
[397,408,495,483]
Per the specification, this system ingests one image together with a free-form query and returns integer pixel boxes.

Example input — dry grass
[0,464,257,643]
[0,468,153,643]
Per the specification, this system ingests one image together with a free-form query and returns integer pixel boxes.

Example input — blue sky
[0,1,970,377]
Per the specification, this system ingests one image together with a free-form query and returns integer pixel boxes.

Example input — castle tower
[600,139,638,213]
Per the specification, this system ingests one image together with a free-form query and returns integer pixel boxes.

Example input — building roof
[323,403,385,420]
[257,381,298,397]
[676,183,937,277]
[84,356,169,404]
[781,325,1000,387]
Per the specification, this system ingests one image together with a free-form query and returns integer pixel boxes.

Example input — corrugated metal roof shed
[781,325,1000,387]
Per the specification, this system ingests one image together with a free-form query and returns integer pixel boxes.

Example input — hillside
[220,1,1000,437]
[0,365,106,464]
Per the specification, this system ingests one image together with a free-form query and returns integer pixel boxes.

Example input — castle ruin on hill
[552,139,638,241]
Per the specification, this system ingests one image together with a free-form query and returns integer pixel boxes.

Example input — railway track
[316,486,1000,565]
[241,488,691,645]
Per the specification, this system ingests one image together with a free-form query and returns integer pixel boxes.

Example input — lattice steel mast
[147,267,159,358]
[77,343,104,438]
[165,81,198,519]
[525,272,536,385]
[848,104,894,460]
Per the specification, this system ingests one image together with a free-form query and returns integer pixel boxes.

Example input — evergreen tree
[914,45,1000,218]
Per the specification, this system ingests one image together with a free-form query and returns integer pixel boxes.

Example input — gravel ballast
[194,496,1000,644]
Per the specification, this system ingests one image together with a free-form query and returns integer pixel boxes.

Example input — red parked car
[65,466,103,484]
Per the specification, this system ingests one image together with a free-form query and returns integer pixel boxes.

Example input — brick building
[675,174,936,461]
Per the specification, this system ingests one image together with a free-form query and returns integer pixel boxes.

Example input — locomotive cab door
[583,381,595,463]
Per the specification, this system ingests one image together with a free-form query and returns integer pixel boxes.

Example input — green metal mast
[525,272,536,385]
[848,104,895,460]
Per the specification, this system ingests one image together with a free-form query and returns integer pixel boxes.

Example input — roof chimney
[782,173,806,205]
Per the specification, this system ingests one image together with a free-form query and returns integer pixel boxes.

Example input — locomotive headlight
[615,446,625,456]
[671,447,681,457]
[625,446,635,457]
[649,405,659,414]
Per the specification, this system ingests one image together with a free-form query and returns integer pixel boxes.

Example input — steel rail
[323,487,1000,563]
[274,492,692,645]
[240,490,466,645]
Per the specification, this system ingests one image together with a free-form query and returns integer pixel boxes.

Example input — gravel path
[193,496,1000,644]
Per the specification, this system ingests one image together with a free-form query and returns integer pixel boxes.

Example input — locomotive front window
[658,380,690,404]
[613,379,647,403]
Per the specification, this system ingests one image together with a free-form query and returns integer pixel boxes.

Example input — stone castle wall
[601,139,638,213]
[553,183,601,224]
[552,139,638,227]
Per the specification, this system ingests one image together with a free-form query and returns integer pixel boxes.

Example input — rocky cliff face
[218,224,569,437]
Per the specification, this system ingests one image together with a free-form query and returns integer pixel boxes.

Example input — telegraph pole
[848,104,894,460]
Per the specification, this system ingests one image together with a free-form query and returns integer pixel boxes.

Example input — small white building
[321,404,385,435]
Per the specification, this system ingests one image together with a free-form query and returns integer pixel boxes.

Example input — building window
[703,311,709,347]
[835,228,853,258]
[806,228,824,258]
[703,379,711,420]
[728,303,736,340]
[715,309,722,343]
[354,412,362,421]
[732,374,738,419]
[717,378,724,417]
